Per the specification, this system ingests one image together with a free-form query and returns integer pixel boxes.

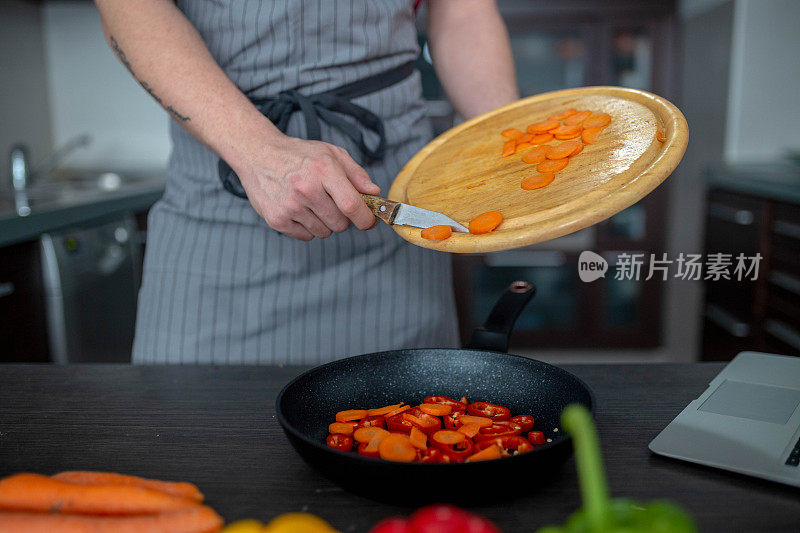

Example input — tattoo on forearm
[109,35,191,123]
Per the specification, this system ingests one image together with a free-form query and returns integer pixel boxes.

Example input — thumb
[333,148,381,195]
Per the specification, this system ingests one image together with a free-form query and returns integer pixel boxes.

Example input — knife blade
[361,194,468,233]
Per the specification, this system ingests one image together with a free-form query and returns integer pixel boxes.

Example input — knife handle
[361,194,401,226]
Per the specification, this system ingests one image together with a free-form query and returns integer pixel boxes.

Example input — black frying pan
[276,282,595,503]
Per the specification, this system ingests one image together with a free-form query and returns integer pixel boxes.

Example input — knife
[361,194,468,233]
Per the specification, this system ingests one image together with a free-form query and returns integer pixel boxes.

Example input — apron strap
[218,61,416,200]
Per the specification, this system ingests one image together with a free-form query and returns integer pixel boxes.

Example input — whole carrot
[0,473,199,515]
[0,506,223,533]
[52,472,204,502]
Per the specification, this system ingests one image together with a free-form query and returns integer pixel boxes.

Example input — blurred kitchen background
[2,0,799,364]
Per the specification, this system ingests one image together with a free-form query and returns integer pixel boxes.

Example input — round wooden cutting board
[387,86,688,253]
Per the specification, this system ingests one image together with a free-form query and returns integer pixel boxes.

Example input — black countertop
[1,363,798,532]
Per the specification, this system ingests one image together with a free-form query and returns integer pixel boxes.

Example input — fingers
[322,174,377,231]
[293,208,333,239]
[331,147,381,195]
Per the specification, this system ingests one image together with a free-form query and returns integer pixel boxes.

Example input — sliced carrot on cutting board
[521,146,549,165]
[378,434,417,462]
[469,211,503,235]
[528,133,554,145]
[552,124,583,140]
[502,140,516,157]
[581,126,604,145]
[546,141,582,160]
[547,108,578,121]
[51,472,203,502]
[582,112,611,128]
[501,128,524,140]
[564,110,592,126]
[335,409,367,423]
[656,129,667,142]
[515,142,533,151]
[521,173,555,191]
[409,427,428,450]
[420,225,452,241]
[527,119,560,134]
[518,133,534,143]
[570,143,584,156]
[537,158,569,173]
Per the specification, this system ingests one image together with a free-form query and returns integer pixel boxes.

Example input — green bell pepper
[536,405,698,533]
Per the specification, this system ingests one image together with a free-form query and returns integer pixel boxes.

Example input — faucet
[7,134,91,191]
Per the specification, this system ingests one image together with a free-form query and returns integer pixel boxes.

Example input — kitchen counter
[1,363,798,532]
[706,162,800,204]
[0,180,164,248]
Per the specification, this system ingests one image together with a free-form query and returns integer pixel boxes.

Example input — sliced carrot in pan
[564,110,592,126]
[328,422,355,436]
[457,423,482,438]
[421,225,452,241]
[335,409,367,423]
[501,128,524,140]
[367,403,404,417]
[521,173,555,190]
[467,444,503,462]
[378,434,417,462]
[432,430,466,446]
[582,112,611,128]
[383,405,410,418]
[353,427,389,443]
[546,141,582,160]
[547,108,578,121]
[527,119,560,134]
[468,212,503,235]
[458,415,493,427]
[419,403,452,416]
[581,126,604,145]
[537,158,569,173]
[521,146,549,165]
[409,427,428,450]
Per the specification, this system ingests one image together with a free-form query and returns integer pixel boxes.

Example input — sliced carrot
[335,409,367,423]
[582,112,611,128]
[378,434,417,462]
[0,473,198,515]
[384,405,410,418]
[529,133,554,145]
[467,444,503,463]
[521,173,555,191]
[419,403,452,416]
[458,415,493,427]
[409,427,428,450]
[502,140,516,157]
[364,433,386,453]
[581,126,604,145]
[546,141,582,160]
[0,506,223,533]
[51,472,203,503]
[328,422,355,436]
[432,430,466,446]
[656,129,667,143]
[402,413,427,426]
[547,108,578,121]
[421,225,452,241]
[457,423,482,438]
[527,119,560,134]
[515,142,533,151]
[564,110,592,126]
[468,211,503,235]
[353,427,389,443]
[537,158,569,173]
[518,133,534,143]
[521,146,549,165]
[367,403,404,417]
[552,124,583,140]
[570,143,584,156]
[501,128,524,140]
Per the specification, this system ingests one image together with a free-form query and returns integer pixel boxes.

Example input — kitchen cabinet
[701,173,800,360]
[418,0,678,349]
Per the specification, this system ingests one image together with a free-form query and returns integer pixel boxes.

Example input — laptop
[649,351,800,487]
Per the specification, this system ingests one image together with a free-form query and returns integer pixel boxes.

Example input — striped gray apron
[132,0,459,364]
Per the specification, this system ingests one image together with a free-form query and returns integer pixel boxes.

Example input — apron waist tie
[218,61,416,199]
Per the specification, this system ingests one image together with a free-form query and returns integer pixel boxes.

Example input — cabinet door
[0,241,49,362]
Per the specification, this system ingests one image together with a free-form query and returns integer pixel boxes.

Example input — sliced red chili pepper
[418,448,449,463]
[357,441,380,458]
[528,431,546,445]
[473,420,523,442]
[475,435,529,452]
[326,434,354,452]
[386,408,440,435]
[467,402,511,421]
[385,413,413,434]
[424,396,467,414]
[355,415,386,430]
[510,414,535,432]
[432,438,475,463]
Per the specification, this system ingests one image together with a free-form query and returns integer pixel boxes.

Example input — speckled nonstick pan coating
[275,283,595,503]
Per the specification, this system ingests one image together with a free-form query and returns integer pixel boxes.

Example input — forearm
[427,0,518,119]
[94,0,280,174]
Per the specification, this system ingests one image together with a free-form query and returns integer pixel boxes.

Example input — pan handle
[466,281,536,353]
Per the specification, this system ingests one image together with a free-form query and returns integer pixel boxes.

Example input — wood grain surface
[388,86,688,252]
[1,363,798,532]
